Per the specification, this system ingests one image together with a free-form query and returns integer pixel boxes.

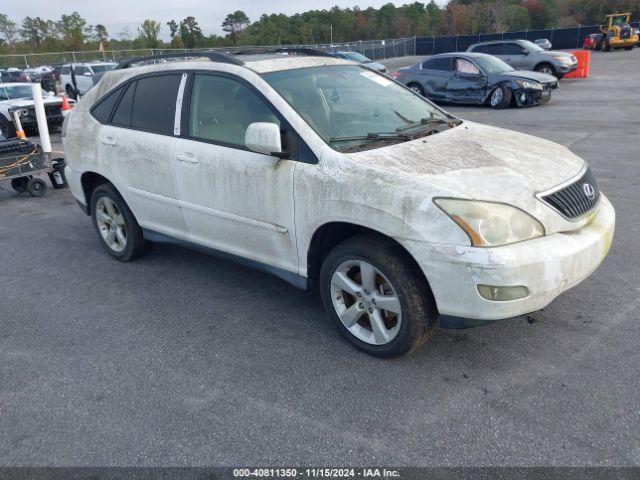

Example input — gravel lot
[1,49,639,466]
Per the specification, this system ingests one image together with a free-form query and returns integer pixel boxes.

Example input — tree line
[1,0,639,55]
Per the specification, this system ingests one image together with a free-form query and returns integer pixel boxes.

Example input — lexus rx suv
[62,52,614,357]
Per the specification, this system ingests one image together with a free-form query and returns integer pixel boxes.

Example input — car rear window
[91,85,124,124]
[130,74,181,135]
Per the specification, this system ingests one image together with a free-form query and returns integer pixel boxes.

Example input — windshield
[263,65,453,152]
[521,40,545,52]
[474,55,514,74]
[343,52,371,63]
[90,64,116,73]
[0,85,35,100]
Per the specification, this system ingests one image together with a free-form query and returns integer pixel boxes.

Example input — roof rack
[232,47,334,58]
[115,51,244,70]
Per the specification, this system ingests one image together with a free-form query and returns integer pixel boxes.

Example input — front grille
[540,166,600,220]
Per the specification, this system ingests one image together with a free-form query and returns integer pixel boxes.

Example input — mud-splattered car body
[393,52,559,108]
[62,54,614,337]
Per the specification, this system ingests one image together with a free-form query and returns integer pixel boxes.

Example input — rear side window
[422,57,452,71]
[485,44,504,55]
[91,85,124,124]
[111,81,136,127]
[131,75,181,135]
[61,66,71,75]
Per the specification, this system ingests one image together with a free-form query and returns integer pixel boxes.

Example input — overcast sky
[6,0,434,41]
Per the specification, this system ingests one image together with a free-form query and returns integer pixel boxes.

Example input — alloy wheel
[95,197,127,253]
[490,88,503,107]
[330,260,402,345]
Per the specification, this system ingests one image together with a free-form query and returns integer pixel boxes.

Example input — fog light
[477,284,529,301]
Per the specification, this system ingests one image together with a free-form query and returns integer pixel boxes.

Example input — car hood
[3,97,63,109]
[502,70,558,84]
[345,121,585,231]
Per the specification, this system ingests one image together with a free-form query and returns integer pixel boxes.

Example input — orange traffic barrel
[564,50,590,78]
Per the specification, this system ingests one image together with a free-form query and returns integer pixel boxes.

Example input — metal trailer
[0,139,51,196]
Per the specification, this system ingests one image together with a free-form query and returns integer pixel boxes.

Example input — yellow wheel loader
[597,13,638,51]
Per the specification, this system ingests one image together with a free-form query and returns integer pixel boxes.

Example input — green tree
[137,19,161,48]
[0,13,17,48]
[179,16,203,48]
[57,12,87,50]
[222,10,250,43]
[94,24,108,43]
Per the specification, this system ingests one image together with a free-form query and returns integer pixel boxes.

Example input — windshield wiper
[395,117,459,133]
[330,132,412,143]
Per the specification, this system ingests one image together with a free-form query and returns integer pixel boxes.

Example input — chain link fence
[0,37,417,69]
[415,22,640,55]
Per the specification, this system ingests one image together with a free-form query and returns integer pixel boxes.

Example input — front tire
[320,234,436,358]
[489,85,512,109]
[90,183,146,261]
[535,63,557,77]
[26,177,47,197]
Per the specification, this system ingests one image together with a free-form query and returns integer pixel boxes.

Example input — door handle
[100,137,116,146]
[176,153,199,164]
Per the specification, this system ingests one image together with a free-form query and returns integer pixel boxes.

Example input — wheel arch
[80,171,118,214]
[305,222,434,302]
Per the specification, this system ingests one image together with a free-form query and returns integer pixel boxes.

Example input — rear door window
[130,74,181,135]
[422,57,453,71]
[484,44,504,55]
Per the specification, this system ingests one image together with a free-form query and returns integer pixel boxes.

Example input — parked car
[393,53,558,109]
[329,51,388,74]
[467,39,577,78]
[0,82,72,138]
[62,53,614,357]
[60,62,117,97]
[534,38,552,50]
[0,69,29,83]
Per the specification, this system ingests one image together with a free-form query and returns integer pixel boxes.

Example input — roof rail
[115,51,244,70]
[232,47,334,58]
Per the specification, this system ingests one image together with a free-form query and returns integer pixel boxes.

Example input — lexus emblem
[583,183,596,200]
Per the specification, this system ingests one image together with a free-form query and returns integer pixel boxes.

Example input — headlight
[516,80,543,90]
[434,199,545,247]
[554,55,572,63]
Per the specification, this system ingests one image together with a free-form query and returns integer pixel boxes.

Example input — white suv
[60,62,117,96]
[62,52,615,357]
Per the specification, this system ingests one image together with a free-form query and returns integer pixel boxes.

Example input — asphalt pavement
[0,49,639,466]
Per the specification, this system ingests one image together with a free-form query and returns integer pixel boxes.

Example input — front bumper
[407,195,615,325]
[515,87,553,106]
[557,61,578,74]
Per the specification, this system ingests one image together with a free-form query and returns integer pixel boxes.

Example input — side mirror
[523,50,530,56]
[83,71,92,77]
[245,122,284,157]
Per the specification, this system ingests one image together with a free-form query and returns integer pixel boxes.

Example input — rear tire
[407,83,424,96]
[90,183,147,262]
[489,85,512,109]
[319,234,436,358]
[10,177,28,193]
